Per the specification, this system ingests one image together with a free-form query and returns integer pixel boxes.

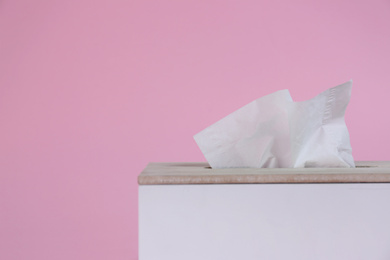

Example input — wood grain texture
[138,161,390,185]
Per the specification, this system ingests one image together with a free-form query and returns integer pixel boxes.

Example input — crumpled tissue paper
[194,80,355,168]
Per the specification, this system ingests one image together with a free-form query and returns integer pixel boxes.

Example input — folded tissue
[194,80,354,168]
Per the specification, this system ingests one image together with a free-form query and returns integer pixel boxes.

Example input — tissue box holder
[138,161,390,260]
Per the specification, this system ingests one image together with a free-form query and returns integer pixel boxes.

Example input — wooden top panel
[138,161,390,185]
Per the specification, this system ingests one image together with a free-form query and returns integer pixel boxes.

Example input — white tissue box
[139,162,390,260]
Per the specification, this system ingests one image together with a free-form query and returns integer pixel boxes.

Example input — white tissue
[194,90,292,168]
[288,80,355,168]
[194,80,355,168]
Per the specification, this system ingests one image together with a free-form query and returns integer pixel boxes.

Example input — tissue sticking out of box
[194,80,355,168]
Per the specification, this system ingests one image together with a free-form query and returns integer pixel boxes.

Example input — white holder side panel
[139,184,390,260]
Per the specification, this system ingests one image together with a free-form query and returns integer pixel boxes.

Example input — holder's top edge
[138,161,390,185]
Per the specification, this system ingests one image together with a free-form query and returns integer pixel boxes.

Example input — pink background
[1,0,390,259]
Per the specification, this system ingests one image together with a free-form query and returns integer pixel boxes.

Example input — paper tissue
[194,80,355,168]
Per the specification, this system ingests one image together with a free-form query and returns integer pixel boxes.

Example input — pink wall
[1,0,390,259]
